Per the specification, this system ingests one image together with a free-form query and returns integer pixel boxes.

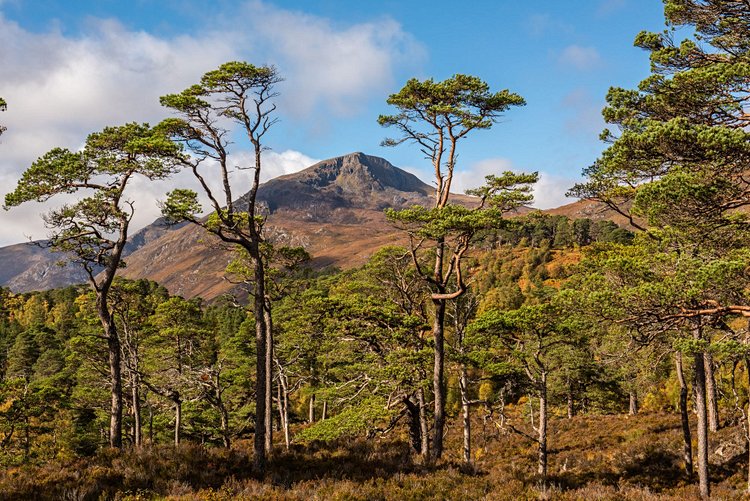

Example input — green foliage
[4,123,182,275]
[295,397,397,442]
[569,1,750,254]
[378,74,525,141]
[161,189,202,223]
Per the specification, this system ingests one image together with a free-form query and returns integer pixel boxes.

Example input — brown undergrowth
[1,412,749,500]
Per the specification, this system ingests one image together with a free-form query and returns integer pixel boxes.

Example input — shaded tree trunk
[693,342,710,498]
[322,400,328,421]
[264,306,273,454]
[23,413,29,460]
[148,400,153,445]
[405,395,423,454]
[220,405,230,448]
[567,377,575,419]
[459,364,471,465]
[676,352,693,477]
[629,390,638,416]
[704,352,719,432]
[431,297,446,462]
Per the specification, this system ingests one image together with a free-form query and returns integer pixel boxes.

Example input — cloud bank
[451,157,576,210]
[558,45,602,70]
[0,2,422,245]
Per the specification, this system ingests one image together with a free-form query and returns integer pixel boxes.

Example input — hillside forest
[1,1,750,499]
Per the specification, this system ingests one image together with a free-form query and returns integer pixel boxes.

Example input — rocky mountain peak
[298,152,432,195]
[257,153,433,213]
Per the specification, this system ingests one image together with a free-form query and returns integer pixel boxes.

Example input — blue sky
[0,0,667,245]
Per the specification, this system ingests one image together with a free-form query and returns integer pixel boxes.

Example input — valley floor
[1,411,748,500]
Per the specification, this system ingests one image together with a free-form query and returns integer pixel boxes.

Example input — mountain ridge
[0,153,616,297]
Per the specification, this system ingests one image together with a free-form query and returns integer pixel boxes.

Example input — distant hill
[547,198,633,228]
[0,152,622,298]
[0,218,186,293]
[116,152,473,299]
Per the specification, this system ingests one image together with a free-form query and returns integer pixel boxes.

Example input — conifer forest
[1,1,750,499]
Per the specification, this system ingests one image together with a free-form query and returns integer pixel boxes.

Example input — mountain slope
[117,152,455,298]
[0,152,623,297]
[0,218,186,293]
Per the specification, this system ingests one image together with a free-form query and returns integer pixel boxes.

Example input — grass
[1,411,749,500]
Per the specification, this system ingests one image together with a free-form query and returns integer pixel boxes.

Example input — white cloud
[526,14,575,38]
[558,45,602,70]
[560,88,605,137]
[597,0,627,17]
[451,158,517,194]
[0,3,422,246]
[450,157,576,210]
[243,1,426,117]
[532,172,579,209]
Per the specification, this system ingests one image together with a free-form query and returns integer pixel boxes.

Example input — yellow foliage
[0,398,15,413]
[478,381,495,403]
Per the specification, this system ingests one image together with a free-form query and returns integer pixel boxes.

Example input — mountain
[116,152,466,299]
[547,198,634,228]
[0,218,186,293]
[0,152,619,298]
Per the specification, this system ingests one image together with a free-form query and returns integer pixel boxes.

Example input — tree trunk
[23,413,29,460]
[132,376,142,447]
[538,373,548,485]
[264,306,273,454]
[174,396,182,446]
[704,351,719,432]
[322,400,328,421]
[220,405,230,448]
[405,395,423,454]
[105,321,123,449]
[431,298,447,462]
[148,402,153,445]
[277,375,290,450]
[629,390,638,416]
[459,364,471,465]
[676,352,693,477]
[308,393,315,424]
[251,248,268,474]
[418,387,429,458]
[693,346,710,498]
[566,377,575,419]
